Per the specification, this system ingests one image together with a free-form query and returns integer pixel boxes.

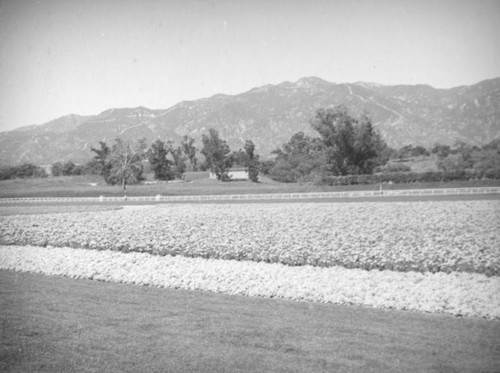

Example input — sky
[0,0,499,132]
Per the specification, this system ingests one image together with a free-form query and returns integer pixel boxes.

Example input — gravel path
[1,245,498,319]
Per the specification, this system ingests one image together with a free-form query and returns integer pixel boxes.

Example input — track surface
[1,192,499,208]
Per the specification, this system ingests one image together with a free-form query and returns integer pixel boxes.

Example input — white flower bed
[1,245,499,319]
[1,201,499,275]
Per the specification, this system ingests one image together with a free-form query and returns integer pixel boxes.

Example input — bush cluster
[51,161,85,176]
[0,163,48,180]
[319,169,499,186]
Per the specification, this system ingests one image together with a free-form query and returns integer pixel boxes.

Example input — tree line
[0,130,261,185]
[1,106,499,184]
[0,163,49,180]
[265,106,391,182]
[262,106,500,183]
[85,130,260,195]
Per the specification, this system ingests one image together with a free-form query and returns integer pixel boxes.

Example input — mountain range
[1,76,499,165]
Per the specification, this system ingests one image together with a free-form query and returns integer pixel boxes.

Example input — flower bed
[0,201,499,275]
[1,245,499,319]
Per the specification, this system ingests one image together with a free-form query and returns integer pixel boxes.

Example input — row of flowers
[1,201,499,275]
[1,245,499,319]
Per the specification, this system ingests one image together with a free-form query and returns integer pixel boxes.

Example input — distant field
[1,173,499,198]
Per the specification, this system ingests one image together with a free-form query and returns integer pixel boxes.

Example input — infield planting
[1,201,499,275]
[1,200,499,319]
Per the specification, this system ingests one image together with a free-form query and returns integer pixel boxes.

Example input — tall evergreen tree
[171,144,187,178]
[90,141,113,183]
[147,139,174,180]
[181,135,198,171]
[244,140,259,182]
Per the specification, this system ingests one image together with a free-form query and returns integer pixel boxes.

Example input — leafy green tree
[0,166,12,180]
[135,137,149,158]
[259,160,275,175]
[393,145,428,161]
[12,163,47,178]
[311,106,387,175]
[396,145,430,158]
[431,143,451,159]
[73,164,85,175]
[181,135,198,171]
[412,145,430,157]
[473,149,500,176]
[244,140,259,182]
[1,163,70,180]
[83,159,103,175]
[201,129,233,180]
[230,149,248,167]
[393,145,411,162]
[147,139,175,180]
[437,154,467,172]
[269,132,324,182]
[62,161,77,176]
[51,162,63,176]
[169,143,187,178]
[230,141,260,182]
[451,140,474,168]
[90,141,113,183]
[376,145,394,166]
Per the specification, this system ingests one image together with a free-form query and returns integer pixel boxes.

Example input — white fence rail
[1,187,499,204]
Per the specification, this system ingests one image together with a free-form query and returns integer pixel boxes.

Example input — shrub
[484,168,500,179]
[7,163,48,179]
[319,169,496,186]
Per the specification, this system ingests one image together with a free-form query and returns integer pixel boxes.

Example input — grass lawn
[1,270,499,373]
[1,174,499,198]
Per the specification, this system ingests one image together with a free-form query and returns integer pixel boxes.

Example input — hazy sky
[1,0,499,131]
